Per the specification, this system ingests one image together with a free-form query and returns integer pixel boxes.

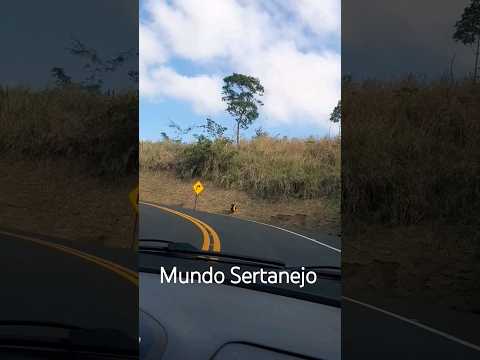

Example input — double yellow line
[140,202,221,252]
[0,230,138,286]
[1,204,219,287]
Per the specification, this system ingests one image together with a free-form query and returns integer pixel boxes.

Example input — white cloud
[140,23,168,66]
[141,66,223,114]
[293,0,341,36]
[239,42,340,126]
[140,0,340,128]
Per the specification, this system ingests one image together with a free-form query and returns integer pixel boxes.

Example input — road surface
[140,202,340,267]
[0,228,138,341]
[140,202,480,359]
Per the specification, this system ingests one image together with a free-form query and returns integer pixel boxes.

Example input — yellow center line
[140,202,221,253]
[195,217,221,252]
[0,230,138,286]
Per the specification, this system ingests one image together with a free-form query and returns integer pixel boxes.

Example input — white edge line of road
[206,211,479,352]
[244,217,478,352]
[140,202,479,351]
[242,219,341,253]
[140,202,341,253]
[343,296,480,352]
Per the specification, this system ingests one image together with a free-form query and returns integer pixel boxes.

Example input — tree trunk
[236,121,240,146]
[474,38,480,84]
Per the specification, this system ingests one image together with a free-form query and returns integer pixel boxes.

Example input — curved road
[0,228,138,342]
[140,202,480,359]
[140,202,340,267]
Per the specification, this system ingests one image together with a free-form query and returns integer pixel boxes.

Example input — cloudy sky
[1,0,137,89]
[140,0,341,141]
[343,0,472,80]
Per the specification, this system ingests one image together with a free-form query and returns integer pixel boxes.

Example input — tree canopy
[221,73,264,145]
[330,100,341,123]
[453,0,480,82]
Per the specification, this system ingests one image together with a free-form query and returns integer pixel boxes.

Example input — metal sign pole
[194,194,198,211]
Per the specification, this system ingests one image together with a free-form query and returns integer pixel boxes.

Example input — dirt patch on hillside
[140,171,340,236]
[0,157,137,248]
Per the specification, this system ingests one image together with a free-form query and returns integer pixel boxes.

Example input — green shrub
[176,136,240,185]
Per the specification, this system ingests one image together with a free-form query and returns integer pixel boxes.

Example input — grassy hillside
[140,136,340,201]
[0,86,138,247]
[0,86,138,176]
[342,77,480,313]
[140,171,340,235]
[343,77,480,227]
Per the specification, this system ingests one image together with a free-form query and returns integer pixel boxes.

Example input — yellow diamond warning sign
[193,181,204,195]
[129,186,139,214]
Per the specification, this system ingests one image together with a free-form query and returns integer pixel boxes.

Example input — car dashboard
[139,268,341,360]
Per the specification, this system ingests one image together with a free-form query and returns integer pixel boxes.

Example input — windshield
[138,229,341,303]
[138,126,342,298]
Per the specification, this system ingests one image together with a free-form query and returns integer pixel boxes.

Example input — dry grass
[0,85,138,246]
[0,157,137,248]
[342,77,480,313]
[140,136,340,201]
[140,171,340,235]
[140,136,340,234]
[0,86,138,176]
[343,77,480,226]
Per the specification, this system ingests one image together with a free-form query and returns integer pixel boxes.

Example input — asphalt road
[140,202,341,267]
[0,228,138,341]
[343,297,480,358]
[139,202,480,358]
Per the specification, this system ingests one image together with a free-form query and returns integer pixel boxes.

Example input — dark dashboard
[139,251,341,360]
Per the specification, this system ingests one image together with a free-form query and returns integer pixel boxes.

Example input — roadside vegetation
[0,86,138,176]
[0,40,138,247]
[141,72,340,206]
[342,76,480,227]
[342,0,479,227]
[342,75,480,314]
[1,40,138,177]
[140,135,340,202]
[140,72,341,234]
[343,2,480,314]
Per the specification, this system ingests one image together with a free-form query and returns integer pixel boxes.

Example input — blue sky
[140,0,341,141]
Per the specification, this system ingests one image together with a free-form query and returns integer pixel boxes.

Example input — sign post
[192,181,204,211]
[129,186,139,250]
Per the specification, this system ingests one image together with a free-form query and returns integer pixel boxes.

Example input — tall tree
[221,73,264,146]
[454,0,480,83]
